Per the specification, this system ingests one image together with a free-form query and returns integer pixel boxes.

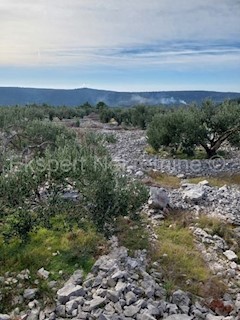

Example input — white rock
[37,267,49,280]
[66,300,78,314]
[23,288,38,300]
[223,250,238,261]
[177,174,185,179]
[125,291,137,305]
[230,261,237,269]
[183,186,205,202]
[198,180,209,186]
[86,296,106,311]
[124,305,141,317]
[135,170,144,177]
[106,290,119,303]
[57,284,85,304]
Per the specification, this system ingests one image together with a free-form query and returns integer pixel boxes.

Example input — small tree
[147,101,240,158]
[147,108,197,156]
[96,101,108,110]
[197,100,240,157]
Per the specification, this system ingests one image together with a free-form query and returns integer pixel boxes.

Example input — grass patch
[104,133,117,144]
[115,216,150,255]
[197,215,234,240]
[145,146,207,159]
[145,146,160,155]
[147,170,181,189]
[0,227,106,277]
[0,226,106,312]
[152,216,226,297]
[187,174,240,187]
[146,146,228,160]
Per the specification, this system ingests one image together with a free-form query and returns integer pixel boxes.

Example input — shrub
[0,121,148,241]
[104,134,117,144]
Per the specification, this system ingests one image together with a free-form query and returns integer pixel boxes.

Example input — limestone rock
[148,187,169,210]
[23,288,38,300]
[57,284,85,304]
[223,250,238,261]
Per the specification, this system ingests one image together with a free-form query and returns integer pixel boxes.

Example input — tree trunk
[200,143,217,159]
[201,126,240,158]
[206,148,217,159]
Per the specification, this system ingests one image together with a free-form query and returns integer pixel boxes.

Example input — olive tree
[147,100,240,158]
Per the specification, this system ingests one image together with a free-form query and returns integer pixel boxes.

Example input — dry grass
[146,170,240,189]
[197,215,234,238]
[187,174,240,187]
[145,146,207,159]
[147,170,181,189]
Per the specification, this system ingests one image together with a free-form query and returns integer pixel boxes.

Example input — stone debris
[35,237,239,320]
[2,126,240,319]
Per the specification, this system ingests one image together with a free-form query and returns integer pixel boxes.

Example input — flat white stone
[223,250,238,261]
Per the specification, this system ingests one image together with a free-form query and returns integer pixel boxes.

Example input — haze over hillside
[0,87,240,107]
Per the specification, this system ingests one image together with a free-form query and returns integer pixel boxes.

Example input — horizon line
[0,86,240,94]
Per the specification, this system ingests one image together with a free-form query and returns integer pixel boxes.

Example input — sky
[0,0,240,92]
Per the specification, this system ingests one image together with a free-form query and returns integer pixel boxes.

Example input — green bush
[104,134,117,143]
[0,120,148,241]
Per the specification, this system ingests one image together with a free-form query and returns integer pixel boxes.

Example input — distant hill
[0,87,240,107]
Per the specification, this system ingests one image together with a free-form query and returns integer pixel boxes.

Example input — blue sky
[0,0,240,92]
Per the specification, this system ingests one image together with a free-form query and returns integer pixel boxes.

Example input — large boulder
[148,187,169,210]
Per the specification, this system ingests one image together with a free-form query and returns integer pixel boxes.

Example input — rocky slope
[1,126,240,320]
[2,237,240,320]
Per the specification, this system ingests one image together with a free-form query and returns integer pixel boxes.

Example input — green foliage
[153,217,226,297]
[0,104,93,131]
[0,115,148,241]
[147,108,197,156]
[96,101,108,110]
[0,225,106,312]
[3,209,36,242]
[98,105,166,127]
[116,216,150,255]
[147,100,240,158]
[75,119,80,127]
[104,133,117,143]
[48,109,55,121]
[0,103,149,313]
[99,108,115,123]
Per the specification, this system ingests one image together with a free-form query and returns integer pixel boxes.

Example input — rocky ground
[1,125,240,320]
[101,129,240,178]
[2,237,240,320]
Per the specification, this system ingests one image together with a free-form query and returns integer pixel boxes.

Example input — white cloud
[0,0,239,67]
